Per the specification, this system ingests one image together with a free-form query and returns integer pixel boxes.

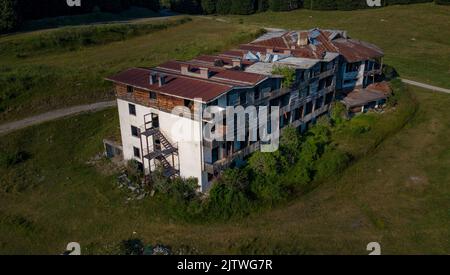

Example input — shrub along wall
[149,79,417,222]
[435,0,450,4]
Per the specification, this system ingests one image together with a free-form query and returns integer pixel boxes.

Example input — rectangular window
[131,125,139,137]
[127,86,133,93]
[212,147,219,163]
[128,103,136,116]
[133,147,141,158]
[254,88,260,100]
[149,91,157,100]
[239,92,247,105]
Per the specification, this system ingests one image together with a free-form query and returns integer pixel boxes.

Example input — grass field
[0,17,261,123]
[1,4,449,124]
[0,3,449,255]
[224,3,450,89]
[1,85,448,254]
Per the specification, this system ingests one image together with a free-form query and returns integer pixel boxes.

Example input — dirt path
[401,79,450,94]
[0,101,116,136]
[0,79,448,136]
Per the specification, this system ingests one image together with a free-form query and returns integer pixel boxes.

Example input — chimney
[199,67,210,79]
[181,64,189,75]
[149,72,157,85]
[297,31,308,47]
[232,58,242,68]
[158,74,166,87]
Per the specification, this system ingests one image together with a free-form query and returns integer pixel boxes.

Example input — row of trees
[170,0,302,14]
[169,0,445,14]
[0,0,160,33]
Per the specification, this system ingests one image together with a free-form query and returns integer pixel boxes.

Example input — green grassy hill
[0,85,448,254]
[1,3,449,124]
[224,3,450,89]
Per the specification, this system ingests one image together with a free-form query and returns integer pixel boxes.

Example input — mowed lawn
[0,86,448,254]
[225,3,450,89]
[0,17,261,123]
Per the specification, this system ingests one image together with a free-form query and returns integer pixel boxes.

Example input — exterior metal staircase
[140,113,179,180]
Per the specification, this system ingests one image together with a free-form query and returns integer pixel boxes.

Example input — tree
[248,151,279,177]
[201,0,216,14]
[280,126,300,164]
[216,0,231,14]
[256,0,270,11]
[0,0,20,33]
[269,0,300,11]
[230,0,255,15]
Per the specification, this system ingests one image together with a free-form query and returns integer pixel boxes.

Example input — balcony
[204,142,261,174]
[343,71,358,79]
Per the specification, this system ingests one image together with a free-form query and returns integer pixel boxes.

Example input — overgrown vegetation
[2,83,448,254]
[272,66,296,88]
[146,79,418,222]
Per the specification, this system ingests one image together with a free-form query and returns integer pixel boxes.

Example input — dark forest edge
[2,0,450,34]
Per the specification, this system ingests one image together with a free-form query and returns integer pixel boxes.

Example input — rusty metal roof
[106,68,233,103]
[249,29,383,62]
[342,88,388,108]
[156,60,267,86]
[332,39,383,63]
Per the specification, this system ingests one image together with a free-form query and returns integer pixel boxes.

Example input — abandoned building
[106,28,385,191]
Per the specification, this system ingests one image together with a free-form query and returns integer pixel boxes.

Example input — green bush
[330,102,348,126]
[206,169,252,219]
[280,126,301,164]
[272,66,296,88]
[248,151,280,177]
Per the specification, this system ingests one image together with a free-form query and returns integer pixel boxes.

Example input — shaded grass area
[19,7,160,32]
[224,3,450,89]
[0,18,192,57]
[0,18,263,123]
[2,84,448,254]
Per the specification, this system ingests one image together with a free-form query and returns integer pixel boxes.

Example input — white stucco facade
[117,98,208,191]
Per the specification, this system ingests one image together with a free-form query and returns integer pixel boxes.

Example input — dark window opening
[131,126,139,137]
[127,86,133,93]
[133,147,141,158]
[128,104,136,116]
[149,91,157,100]
[254,88,260,100]
[212,147,219,163]
[316,97,323,109]
[305,102,313,115]
[239,92,247,105]
[184,99,193,109]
